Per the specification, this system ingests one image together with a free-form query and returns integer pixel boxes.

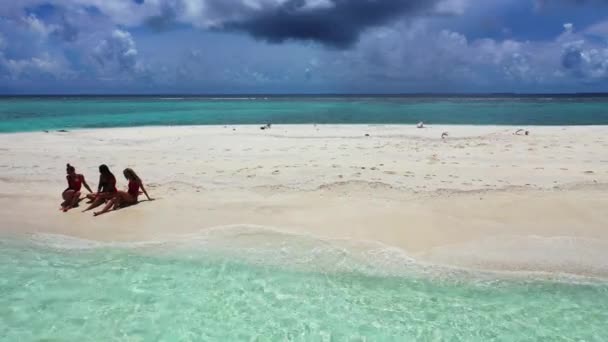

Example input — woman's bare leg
[83,197,105,212]
[63,191,81,212]
[93,198,116,216]
[61,190,74,210]
[82,197,104,213]
[115,192,137,209]
[83,193,115,212]
[93,192,136,216]
[70,191,81,207]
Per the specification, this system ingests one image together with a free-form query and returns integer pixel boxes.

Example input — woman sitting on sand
[83,164,117,212]
[61,164,92,212]
[93,168,153,216]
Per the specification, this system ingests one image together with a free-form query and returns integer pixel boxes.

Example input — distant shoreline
[3,92,608,98]
[3,96,608,133]
[3,123,608,135]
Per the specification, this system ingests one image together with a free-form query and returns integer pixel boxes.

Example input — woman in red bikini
[61,164,92,212]
[93,168,152,216]
[83,164,117,212]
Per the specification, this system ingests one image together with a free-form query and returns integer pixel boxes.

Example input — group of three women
[62,164,152,216]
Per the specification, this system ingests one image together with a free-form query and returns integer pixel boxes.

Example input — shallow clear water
[1,95,608,132]
[1,233,607,341]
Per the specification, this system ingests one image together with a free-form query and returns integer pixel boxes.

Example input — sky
[1,0,608,94]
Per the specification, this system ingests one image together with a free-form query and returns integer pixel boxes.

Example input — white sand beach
[1,125,608,277]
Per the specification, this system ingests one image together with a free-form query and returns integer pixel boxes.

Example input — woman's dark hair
[66,163,75,173]
[99,164,115,182]
[99,164,112,176]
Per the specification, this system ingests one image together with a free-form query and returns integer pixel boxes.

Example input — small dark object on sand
[57,129,69,133]
[365,134,370,137]
[260,123,272,130]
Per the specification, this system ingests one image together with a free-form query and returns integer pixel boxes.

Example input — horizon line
[2,92,608,97]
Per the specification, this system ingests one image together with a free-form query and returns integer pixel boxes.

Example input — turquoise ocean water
[1,230,607,341]
[1,95,608,132]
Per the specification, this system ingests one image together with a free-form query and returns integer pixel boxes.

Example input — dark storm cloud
[142,0,440,48]
[220,0,439,48]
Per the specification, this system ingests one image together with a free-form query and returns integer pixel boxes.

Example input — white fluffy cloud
[23,14,59,37]
[302,17,608,91]
[0,52,70,80]
[0,29,71,81]
[314,22,546,90]
[556,22,608,79]
[585,20,608,37]
[93,29,140,74]
[434,0,470,15]
[1,0,608,92]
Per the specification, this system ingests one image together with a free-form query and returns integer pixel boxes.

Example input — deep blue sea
[1,95,608,132]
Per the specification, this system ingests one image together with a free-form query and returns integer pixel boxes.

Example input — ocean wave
[18,226,608,284]
[25,226,419,276]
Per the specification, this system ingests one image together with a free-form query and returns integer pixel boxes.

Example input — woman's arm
[82,176,93,193]
[63,175,71,192]
[140,181,153,201]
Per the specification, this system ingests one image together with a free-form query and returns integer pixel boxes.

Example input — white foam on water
[28,232,166,250]
[21,225,608,284]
